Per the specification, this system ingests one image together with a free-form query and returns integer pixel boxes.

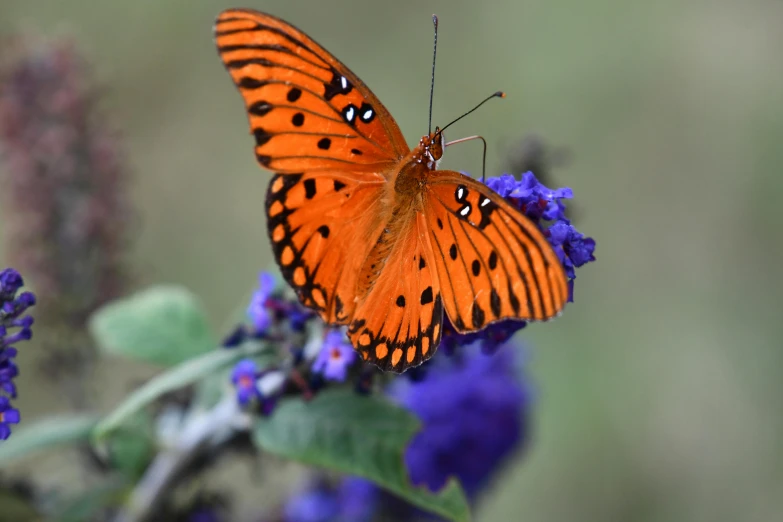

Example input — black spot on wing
[507,281,520,314]
[420,286,433,305]
[253,128,271,146]
[478,198,498,229]
[490,288,502,317]
[286,87,302,102]
[341,104,357,125]
[248,100,273,116]
[238,77,269,90]
[358,102,375,123]
[472,303,485,328]
[323,69,353,101]
[303,178,317,199]
[488,251,498,270]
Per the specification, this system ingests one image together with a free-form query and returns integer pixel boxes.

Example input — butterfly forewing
[214,9,409,173]
[424,171,568,331]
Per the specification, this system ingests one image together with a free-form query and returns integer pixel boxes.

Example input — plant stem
[111,395,248,522]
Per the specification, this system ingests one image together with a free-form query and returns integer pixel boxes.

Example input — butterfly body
[216,9,569,372]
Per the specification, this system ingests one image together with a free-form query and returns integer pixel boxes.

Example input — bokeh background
[2,0,783,520]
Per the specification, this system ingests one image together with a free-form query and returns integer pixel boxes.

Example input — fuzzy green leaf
[89,285,216,367]
[0,414,99,465]
[253,389,471,522]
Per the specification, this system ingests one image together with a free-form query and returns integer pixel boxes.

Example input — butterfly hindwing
[266,170,387,324]
[215,9,409,173]
[425,171,568,331]
[347,212,443,373]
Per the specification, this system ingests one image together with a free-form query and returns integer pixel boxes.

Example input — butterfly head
[418,128,445,170]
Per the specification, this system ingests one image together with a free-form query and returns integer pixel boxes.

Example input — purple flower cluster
[439,171,595,354]
[486,171,595,299]
[389,345,527,498]
[224,272,315,349]
[0,268,36,440]
[278,342,529,521]
[229,273,360,409]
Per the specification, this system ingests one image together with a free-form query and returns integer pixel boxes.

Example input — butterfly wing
[214,9,410,173]
[347,211,443,373]
[266,170,388,324]
[424,171,568,332]
[215,9,412,325]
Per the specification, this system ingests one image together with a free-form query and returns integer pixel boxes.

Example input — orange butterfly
[214,9,568,373]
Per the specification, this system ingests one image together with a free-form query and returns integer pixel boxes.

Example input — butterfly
[214,9,568,373]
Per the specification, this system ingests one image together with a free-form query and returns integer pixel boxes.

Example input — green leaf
[89,285,216,367]
[0,414,99,466]
[253,389,471,522]
[106,413,155,480]
[93,343,267,442]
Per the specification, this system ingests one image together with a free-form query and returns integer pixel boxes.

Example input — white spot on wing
[362,109,373,121]
[340,76,348,89]
[457,187,464,199]
[460,205,471,217]
[481,197,490,207]
[345,106,355,122]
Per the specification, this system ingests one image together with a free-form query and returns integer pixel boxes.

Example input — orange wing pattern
[424,171,568,331]
[266,170,387,324]
[216,9,570,374]
[347,212,443,372]
[214,9,409,174]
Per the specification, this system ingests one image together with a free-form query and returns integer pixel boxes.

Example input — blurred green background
[2,0,783,520]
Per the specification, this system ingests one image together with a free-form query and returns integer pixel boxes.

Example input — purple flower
[287,305,316,332]
[0,268,34,438]
[484,173,519,199]
[247,272,276,335]
[390,344,528,497]
[510,171,573,221]
[487,171,573,222]
[546,221,597,279]
[280,477,377,522]
[312,330,356,382]
[441,318,527,357]
[283,484,341,522]
[0,396,20,440]
[230,359,262,406]
[484,171,595,303]
[336,477,378,522]
[0,353,19,398]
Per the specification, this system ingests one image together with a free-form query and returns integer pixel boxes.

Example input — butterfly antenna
[428,14,439,135]
[436,91,505,138]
